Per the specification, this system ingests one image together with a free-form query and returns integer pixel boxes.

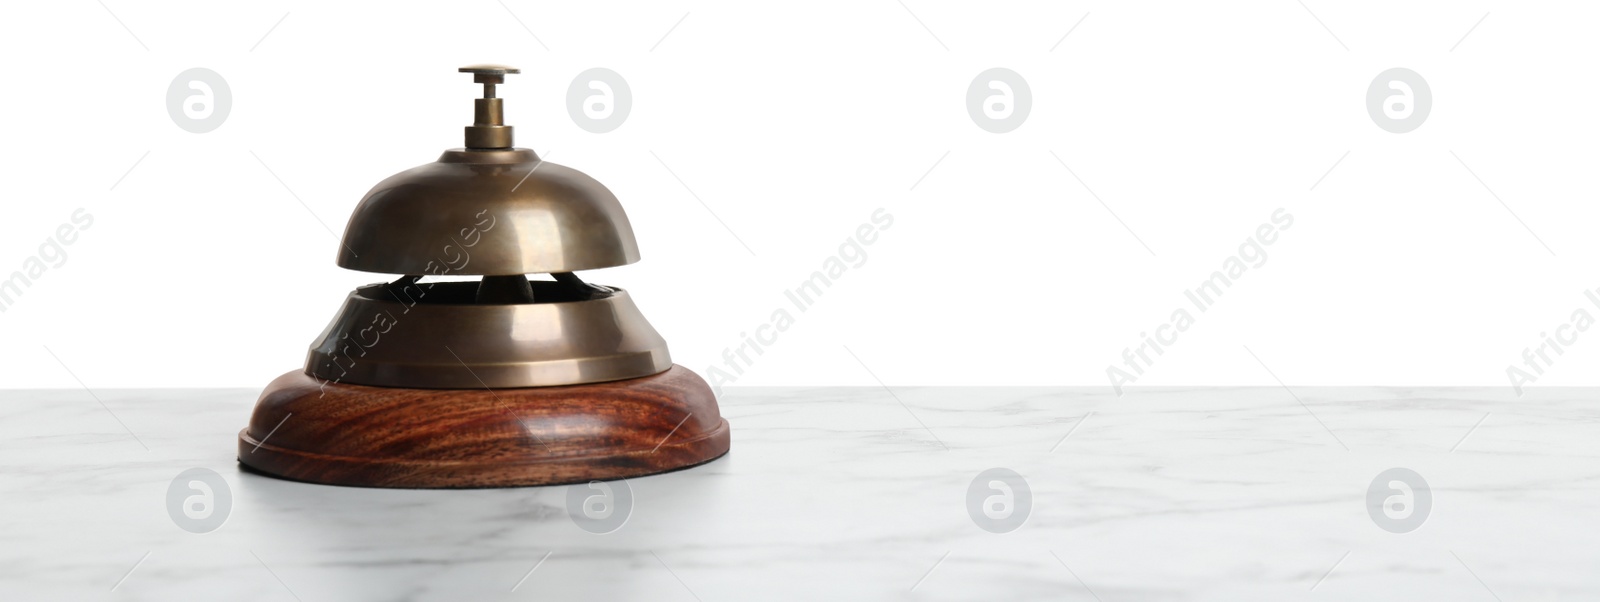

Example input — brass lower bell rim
[305,280,672,389]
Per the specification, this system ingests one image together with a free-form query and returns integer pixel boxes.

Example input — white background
[1,1,1595,390]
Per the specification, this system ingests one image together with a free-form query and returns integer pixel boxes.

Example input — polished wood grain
[238,365,729,488]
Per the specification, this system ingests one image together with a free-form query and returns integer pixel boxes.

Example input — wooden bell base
[237,365,729,488]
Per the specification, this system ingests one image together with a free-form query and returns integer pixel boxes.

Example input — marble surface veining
[1,386,1597,601]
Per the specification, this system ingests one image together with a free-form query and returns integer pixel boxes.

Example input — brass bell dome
[304,65,669,389]
[337,66,639,275]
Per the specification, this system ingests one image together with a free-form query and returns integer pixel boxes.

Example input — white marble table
[2,386,1597,601]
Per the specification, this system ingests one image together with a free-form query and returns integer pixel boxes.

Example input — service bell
[237,65,730,488]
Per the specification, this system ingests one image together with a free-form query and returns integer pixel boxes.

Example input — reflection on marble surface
[1,386,1597,600]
